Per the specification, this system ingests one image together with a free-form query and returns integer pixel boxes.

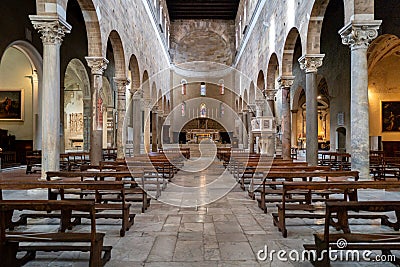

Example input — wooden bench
[274,181,400,238]
[0,180,136,237]
[0,199,111,266]
[255,170,359,213]
[47,171,151,214]
[304,201,400,266]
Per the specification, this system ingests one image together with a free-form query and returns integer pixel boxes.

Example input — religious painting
[0,89,23,120]
[382,101,400,131]
[200,103,207,117]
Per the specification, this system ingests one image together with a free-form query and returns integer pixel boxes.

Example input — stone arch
[158,89,163,107]
[129,54,141,91]
[267,53,280,91]
[249,82,255,104]
[142,70,150,98]
[63,58,91,151]
[292,86,305,111]
[42,0,103,57]
[243,89,248,108]
[107,30,126,79]
[282,27,300,76]
[256,70,265,100]
[64,58,90,98]
[151,82,157,101]
[306,0,358,54]
[368,34,400,74]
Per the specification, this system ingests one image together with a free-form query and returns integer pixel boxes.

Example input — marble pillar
[248,106,256,153]
[115,78,130,159]
[291,110,298,148]
[132,91,142,155]
[339,20,381,179]
[243,110,249,149]
[30,16,71,179]
[278,76,295,160]
[157,110,164,149]
[299,54,324,166]
[85,57,109,165]
[143,99,152,153]
[151,107,158,152]
[238,112,243,148]
[83,98,91,152]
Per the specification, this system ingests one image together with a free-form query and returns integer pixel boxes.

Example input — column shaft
[86,57,109,165]
[152,110,158,152]
[133,94,142,155]
[306,72,318,165]
[144,101,151,153]
[30,16,71,178]
[115,78,129,159]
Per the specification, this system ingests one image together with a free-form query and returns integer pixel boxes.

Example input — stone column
[299,54,324,166]
[30,16,71,179]
[157,109,164,149]
[31,71,41,151]
[248,105,256,153]
[278,76,295,160]
[339,20,381,179]
[132,91,142,155]
[151,106,158,152]
[264,89,277,117]
[291,110,298,148]
[83,98,91,151]
[143,99,152,153]
[85,57,109,165]
[238,112,243,148]
[115,78,130,159]
[242,110,249,149]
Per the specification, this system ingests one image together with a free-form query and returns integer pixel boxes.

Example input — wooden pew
[274,181,400,238]
[304,201,400,267]
[256,170,359,213]
[46,171,151,213]
[0,180,135,237]
[0,199,111,267]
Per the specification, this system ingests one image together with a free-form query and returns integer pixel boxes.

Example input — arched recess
[63,58,90,151]
[51,0,103,57]
[249,82,255,105]
[266,53,279,91]
[151,82,157,103]
[256,70,265,100]
[101,77,113,148]
[243,89,248,108]
[107,30,126,79]
[282,28,300,76]
[6,41,43,151]
[0,43,42,160]
[129,55,141,91]
[157,89,163,108]
[142,70,150,99]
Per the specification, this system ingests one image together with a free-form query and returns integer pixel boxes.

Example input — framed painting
[0,89,24,121]
[382,101,400,131]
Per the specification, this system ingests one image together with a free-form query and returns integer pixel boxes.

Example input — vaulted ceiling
[166,0,240,20]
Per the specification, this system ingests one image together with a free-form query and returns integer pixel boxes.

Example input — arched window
[200,103,206,117]
[219,79,224,95]
[181,79,187,95]
[200,82,206,96]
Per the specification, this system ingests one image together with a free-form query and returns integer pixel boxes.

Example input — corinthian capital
[85,57,109,75]
[339,20,382,50]
[29,16,71,45]
[298,55,324,73]
[114,78,130,90]
[277,76,295,89]
[264,89,278,101]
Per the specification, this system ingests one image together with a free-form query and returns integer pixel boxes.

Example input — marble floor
[2,157,400,266]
